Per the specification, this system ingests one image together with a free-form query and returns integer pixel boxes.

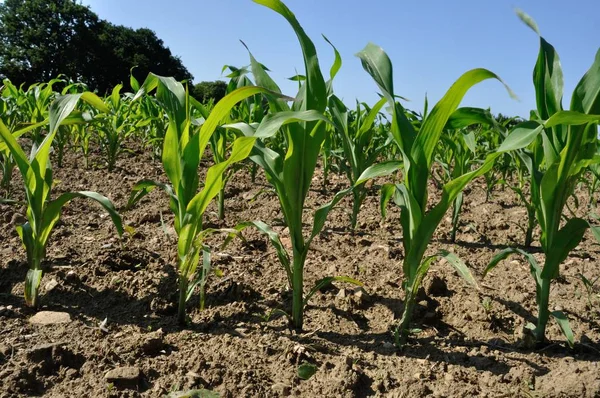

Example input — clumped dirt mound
[1,148,600,397]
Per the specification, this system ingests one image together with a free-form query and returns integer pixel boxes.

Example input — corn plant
[94,84,137,171]
[224,0,361,330]
[127,73,271,324]
[484,12,600,347]
[2,79,63,145]
[0,93,123,308]
[328,96,388,229]
[355,42,515,346]
[434,108,497,241]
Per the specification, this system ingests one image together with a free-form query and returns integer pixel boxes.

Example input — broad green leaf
[356,161,402,185]
[541,218,588,279]
[570,48,600,114]
[498,121,544,152]
[253,110,331,139]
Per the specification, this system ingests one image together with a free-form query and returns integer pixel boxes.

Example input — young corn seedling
[484,11,600,347]
[95,84,136,171]
[434,108,497,241]
[356,43,514,346]
[328,96,389,230]
[127,73,270,324]
[0,93,123,308]
[224,0,361,330]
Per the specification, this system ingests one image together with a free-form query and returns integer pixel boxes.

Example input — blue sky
[81,0,599,118]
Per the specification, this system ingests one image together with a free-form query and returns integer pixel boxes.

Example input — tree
[191,81,227,104]
[0,0,193,92]
[0,0,100,84]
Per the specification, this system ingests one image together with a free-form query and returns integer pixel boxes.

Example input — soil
[2,144,600,397]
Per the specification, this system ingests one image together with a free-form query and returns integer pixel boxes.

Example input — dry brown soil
[1,145,600,397]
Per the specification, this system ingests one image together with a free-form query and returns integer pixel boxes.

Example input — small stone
[271,382,292,396]
[336,289,347,299]
[65,270,78,282]
[352,287,371,305]
[29,311,71,325]
[382,341,395,350]
[444,373,454,382]
[105,366,142,388]
[44,278,59,293]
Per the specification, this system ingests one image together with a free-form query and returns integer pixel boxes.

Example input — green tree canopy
[0,0,193,93]
[191,81,227,104]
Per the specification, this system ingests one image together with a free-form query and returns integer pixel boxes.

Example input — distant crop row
[1,0,600,349]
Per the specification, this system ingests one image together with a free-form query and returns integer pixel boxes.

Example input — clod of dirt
[141,328,165,355]
[271,382,292,396]
[104,366,142,389]
[425,275,449,297]
[29,311,71,325]
[26,342,84,376]
[0,343,12,360]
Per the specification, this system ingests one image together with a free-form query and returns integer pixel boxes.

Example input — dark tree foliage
[0,0,193,93]
[192,81,227,104]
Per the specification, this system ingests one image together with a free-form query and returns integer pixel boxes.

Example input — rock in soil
[104,366,142,389]
[28,311,71,325]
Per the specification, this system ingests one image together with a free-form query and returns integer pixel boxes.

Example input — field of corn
[2,1,600,397]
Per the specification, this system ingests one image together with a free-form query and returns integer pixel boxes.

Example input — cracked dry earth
[2,145,600,397]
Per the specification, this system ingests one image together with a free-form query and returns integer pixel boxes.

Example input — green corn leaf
[126,179,177,210]
[323,35,342,82]
[436,249,478,288]
[445,107,495,130]
[355,43,395,105]
[308,187,352,245]
[24,269,43,307]
[414,68,514,169]
[16,222,34,268]
[570,48,600,114]
[541,218,588,279]
[517,10,564,119]
[198,86,276,157]
[550,311,574,348]
[356,161,402,185]
[39,191,124,250]
[0,119,31,177]
[185,136,256,229]
[226,220,291,285]
[254,0,326,113]
[498,121,544,152]
[379,183,398,218]
[483,247,541,277]
[253,110,331,139]
[0,119,48,153]
[544,111,600,127]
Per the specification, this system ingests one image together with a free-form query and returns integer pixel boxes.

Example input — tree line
[0,0,225,101]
